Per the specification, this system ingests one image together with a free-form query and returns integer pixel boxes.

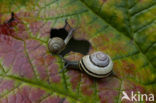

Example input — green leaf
[0,0,155,103]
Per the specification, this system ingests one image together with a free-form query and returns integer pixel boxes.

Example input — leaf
[0,0,155,103]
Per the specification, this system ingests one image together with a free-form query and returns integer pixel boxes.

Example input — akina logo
[121,91,154,102]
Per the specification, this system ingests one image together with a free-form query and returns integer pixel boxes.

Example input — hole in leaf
[60,38,91,56]
[50,28,68,40]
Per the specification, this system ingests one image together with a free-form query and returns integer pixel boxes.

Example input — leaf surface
[0,0,155,103]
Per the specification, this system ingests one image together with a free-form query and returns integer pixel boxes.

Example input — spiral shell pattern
[90,51,109,67]
[48,37,65,53]
[79,51,113,78]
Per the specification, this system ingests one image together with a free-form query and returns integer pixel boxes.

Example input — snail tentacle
[64,28,75,45]
[59,64,69,73]
[64,19,68,28]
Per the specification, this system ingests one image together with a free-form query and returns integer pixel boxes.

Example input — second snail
[63,51,113,78]
[48,20,114,78]
[48,20,75,54]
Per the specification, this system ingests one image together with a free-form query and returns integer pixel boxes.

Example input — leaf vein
[130,2,156,17]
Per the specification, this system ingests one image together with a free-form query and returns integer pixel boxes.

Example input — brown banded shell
[48,37,65,53]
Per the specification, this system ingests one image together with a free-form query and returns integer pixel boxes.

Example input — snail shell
[48,37,65,54]
[79,51,113,78]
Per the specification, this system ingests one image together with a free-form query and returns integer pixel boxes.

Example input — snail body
[64,51,113,78]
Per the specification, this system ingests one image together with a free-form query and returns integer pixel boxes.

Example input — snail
[48,20,75,54]
[62,51,113,78]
